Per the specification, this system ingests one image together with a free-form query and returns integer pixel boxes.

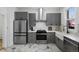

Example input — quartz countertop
[55,31,79,43]
[64,33,79,43]
[55,31,66,40]
[28,30,56,32]
[28,31,36,32]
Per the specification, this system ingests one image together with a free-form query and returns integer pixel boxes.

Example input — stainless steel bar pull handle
[19,21,21,32]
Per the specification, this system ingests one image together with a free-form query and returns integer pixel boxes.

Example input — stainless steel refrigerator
[13,12,28,44]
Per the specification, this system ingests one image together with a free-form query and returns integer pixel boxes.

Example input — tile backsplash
[33,22,48,31]
[33,22,61,31]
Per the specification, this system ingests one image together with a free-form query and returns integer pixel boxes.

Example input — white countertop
[28,30,56,32]
[28,30,36,32]
[64,34,79,43]
[55,31,66,40]
[55,31,79,42]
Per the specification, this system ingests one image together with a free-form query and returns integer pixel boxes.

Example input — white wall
[0,7,16,48]
[60,7,69,33]
[0,7,9,48]
[75,8,79,33]
[7,8,16,47]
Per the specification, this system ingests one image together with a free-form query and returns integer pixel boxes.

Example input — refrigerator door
[14,20,19,32]
[14,20,28,33]
[21,20,27,32]
[14,36,26,44]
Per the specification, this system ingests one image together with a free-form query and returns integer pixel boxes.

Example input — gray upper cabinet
[29,13,36,26]
[46,13,61,26]
[15,12,28,20]
[55,13,61,26]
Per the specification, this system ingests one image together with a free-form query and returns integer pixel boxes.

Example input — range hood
[38,8,43,20]
[37,8,46,22]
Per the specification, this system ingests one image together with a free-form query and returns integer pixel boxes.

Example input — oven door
[36,34,47,40]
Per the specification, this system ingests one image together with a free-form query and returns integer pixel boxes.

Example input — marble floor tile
[0,43,61,52]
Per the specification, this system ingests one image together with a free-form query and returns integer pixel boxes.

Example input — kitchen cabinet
[55,36,63,51]
[29,13,36,26]
[64,36,79,52]
[46,13,61,26]
[15,12,28,20]
[47,32,55,43]
[28,32,36,43]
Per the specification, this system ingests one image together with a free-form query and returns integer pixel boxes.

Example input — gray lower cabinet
[55,36,63,51]
[47,32,55,43]
[64,37,79,52]
[28,32,36,43]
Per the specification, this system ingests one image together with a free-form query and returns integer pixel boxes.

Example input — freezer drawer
[14,20,27,32]
[14,36,27,44]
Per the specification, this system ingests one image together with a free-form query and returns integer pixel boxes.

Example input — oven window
[36,35,47,40]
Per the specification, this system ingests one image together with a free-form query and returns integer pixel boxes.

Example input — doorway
[0,14,4,49]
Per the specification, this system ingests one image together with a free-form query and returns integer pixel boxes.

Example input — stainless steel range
[36,30,47,43]
[36,30,47,40]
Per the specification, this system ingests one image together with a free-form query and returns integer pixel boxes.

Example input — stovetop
[36,30,47,33]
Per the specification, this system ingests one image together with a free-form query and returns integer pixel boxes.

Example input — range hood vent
[38,8,43,20]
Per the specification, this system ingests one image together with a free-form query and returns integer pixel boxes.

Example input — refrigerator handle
[19,21,21,32]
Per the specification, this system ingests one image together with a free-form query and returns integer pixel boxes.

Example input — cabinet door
[46,13,55,25]
[15,12,28,20]
[64,37,78,52]
[29,13,36,26]
[55,36,59,46]
[28,32,36,43]
[55,36,63,51]
[55,13,61,26]
[46,13,61,26]
[47,32,55,43]
[58,38,63,51]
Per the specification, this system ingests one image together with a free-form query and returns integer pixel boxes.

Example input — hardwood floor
[0,39,2,49]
